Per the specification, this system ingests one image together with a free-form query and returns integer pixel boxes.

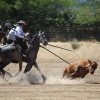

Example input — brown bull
[62,60,98,79]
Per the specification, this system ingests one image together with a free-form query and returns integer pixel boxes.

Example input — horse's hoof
[43,76,47,83]
[43,79,46,83]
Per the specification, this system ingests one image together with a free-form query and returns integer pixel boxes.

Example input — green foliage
[0,0,75,28]
[72,0,100,25]
[14,0,22,10]
[0,0,99,30]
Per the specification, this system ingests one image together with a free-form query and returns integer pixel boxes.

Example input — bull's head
[88,60,98,74]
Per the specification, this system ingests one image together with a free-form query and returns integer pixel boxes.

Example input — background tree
[0,0,99,31]
[0,0,75,27]
[72,0,100,29]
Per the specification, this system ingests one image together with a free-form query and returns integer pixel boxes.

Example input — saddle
[10,41,22,52]
[13,40,29,56]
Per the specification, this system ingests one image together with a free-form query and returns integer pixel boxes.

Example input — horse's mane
[31,33,38,40]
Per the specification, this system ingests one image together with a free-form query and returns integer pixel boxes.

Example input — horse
[0,31,48,82]
[25,32,33,41]
[0,26,9,45]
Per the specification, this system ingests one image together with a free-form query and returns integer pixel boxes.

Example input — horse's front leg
[33,61,47,83]
[0,61,11,80]
[24,62,33,73]
[24,61,46,83]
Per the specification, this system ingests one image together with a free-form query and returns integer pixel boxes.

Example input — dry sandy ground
[0,42,100,100]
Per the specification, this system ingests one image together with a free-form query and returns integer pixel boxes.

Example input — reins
[48,43,74,52]
[40,45,70,65]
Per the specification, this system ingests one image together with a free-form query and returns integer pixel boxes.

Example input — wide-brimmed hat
[17,20,27,25]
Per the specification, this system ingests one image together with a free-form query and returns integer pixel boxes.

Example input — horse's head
[38,31,48,46]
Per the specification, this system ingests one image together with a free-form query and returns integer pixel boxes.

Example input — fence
[29,26,100,41]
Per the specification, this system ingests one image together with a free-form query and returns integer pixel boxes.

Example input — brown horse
[0,26,9,45]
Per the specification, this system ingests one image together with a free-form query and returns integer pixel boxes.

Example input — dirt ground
[0,42,100,100]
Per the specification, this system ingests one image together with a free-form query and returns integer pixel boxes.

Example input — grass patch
[71,38,80,50]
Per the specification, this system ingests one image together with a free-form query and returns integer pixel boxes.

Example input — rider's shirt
[15,25,25,38]
[7,28,16,40]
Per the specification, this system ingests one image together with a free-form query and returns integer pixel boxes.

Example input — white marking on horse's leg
[0,70,8,81]
[5,71,12,77]
[13,71,21,77]
[33,61,46,82]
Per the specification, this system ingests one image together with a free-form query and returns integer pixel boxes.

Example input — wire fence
[29,26,100,42]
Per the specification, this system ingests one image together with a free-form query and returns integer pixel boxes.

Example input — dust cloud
[45,75,85,85]
[0,71,43,85]
[0,71,85,85]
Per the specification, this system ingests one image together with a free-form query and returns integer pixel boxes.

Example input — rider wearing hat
[5,20,12,31]
[15,20,28,54]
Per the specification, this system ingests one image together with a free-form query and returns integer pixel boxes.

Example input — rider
[15,20,28,54]
[5,20,12,31]
[7,24,18,44]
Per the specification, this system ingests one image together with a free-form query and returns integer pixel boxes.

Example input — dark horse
[0,26,9,45]
[0,31,48,82]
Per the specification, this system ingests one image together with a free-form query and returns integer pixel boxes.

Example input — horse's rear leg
[19,61,22,71]
[0,61,11,78]
[1,69,11,77]
[0,67,8,81]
